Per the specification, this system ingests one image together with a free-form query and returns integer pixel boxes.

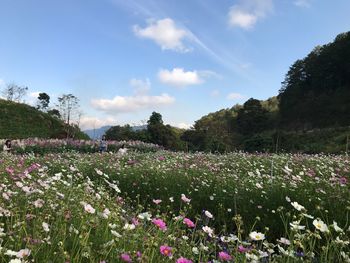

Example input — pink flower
[181,194,191,203]
[132,217,140,226]
[160,245,172,257]
[153,199,162,205]
[176,257,193,263]
[183,218,195,228]
[339,176,348,185]
[152,218,167,231]
[238,245,250,253]
[121,253,132,262]
[218,251,232,261]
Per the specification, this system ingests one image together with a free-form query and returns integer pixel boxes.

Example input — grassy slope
[0,99,88,139]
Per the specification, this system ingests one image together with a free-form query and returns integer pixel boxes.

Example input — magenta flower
[183,218,195,228]
[121,253,132,262]
[339,176,347,185]
[160,245,172,257]
[238,245,250,253]
[152,218,167,231]
[176,257,193,263]
[218,251,232,261]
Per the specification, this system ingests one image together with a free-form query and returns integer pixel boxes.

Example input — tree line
[105,31,350,153]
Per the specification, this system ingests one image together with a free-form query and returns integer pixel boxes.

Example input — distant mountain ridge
[83,126,112,139]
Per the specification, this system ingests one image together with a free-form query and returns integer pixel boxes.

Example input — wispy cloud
[133,18,191,52]
[158,68,203,88]
[228,0,273,29]
[227,92,245,101]
[294,0,312,8]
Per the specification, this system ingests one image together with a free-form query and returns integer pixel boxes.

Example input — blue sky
[0,0,349,130]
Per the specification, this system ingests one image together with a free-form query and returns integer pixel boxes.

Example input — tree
[1,83,28,102]
[236,98,269,136]
[47,109,61,118]
[57,94,80,138]
[147,112,163,126]
[37,92,50,111]
[57,94,79,126]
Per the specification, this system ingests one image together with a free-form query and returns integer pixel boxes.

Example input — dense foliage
[0,99,88,140]
[0,150,349,262]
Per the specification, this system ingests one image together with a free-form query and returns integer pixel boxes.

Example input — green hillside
[0,99,88,139]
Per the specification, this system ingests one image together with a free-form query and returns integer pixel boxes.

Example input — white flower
[192,247,199,254]
[123,223,136,230]
[291,201,305,211]
[138,212,152,221]
[285,196,291,202]
[102,208,111,219]
[42,222,50,232]
[5,250,18,256]
[9,259,22,263]
[313,219,329,232]
[277,237,291,245]
[290,221,306,230]
[111,230,122,238]
[333,221,343,232]
[249,231,265,241]
[33,199,45,208]
[204,210,213,219]
[202,226,214,237]
[84,204,95,214]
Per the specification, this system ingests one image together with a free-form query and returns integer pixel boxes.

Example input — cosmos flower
[249,231,265,241]
[176,257,193,263]
[152,218,167,231]
[218,251,233,261]
[313,219,329,232]
[183,218,195,228]
[160,245,172,257]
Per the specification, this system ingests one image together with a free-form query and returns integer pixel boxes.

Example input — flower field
[0,147,349,262]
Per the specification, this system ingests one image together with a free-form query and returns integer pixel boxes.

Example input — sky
[0,0,349,130]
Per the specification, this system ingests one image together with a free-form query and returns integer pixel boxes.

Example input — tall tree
[236,98,269,135]
[57,94,79,126]
[57,94,80,138]
[37,92,50,111]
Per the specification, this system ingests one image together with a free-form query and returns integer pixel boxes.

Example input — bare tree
[57,94,80,138]
[1,83,28,102]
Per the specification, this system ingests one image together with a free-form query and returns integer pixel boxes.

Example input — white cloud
[0,79,5,88]
[79,116,117,130]
[133,18,191,52]
[175,122,192,129]
[158,68,203,88]
[129,78,151,95]
[228,0,273,29]
[227,92,245,100]
[294,0,312,8]
[91,93,175,114]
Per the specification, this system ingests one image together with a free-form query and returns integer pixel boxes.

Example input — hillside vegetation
[0,99,88,139]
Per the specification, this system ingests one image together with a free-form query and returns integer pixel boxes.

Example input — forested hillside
[0,99,88,139]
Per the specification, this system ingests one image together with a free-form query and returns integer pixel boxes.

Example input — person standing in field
[3,139,12,154]
[99,135,108,153]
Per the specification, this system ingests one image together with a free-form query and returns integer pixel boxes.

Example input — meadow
[0,141,349,262]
